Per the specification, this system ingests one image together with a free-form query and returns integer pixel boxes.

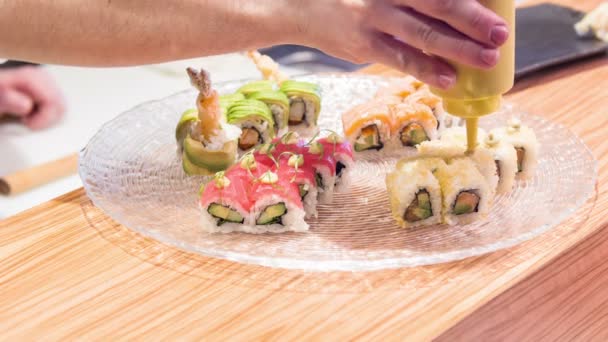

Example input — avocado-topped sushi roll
[435,158,493,225]
[387,158,444,228]
[180,68,241,176]
[483,133,518,194]
[280,80,321,131]
[491,118,539,180]
[390,102,438,150]
[226,99,276,151]
[248,90,290,135]
[237,80,275,97]
[219,93,245,115]
[342,100,393,154]
[314,133,355,192]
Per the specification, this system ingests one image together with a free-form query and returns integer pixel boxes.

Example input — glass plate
[78,74,597,271]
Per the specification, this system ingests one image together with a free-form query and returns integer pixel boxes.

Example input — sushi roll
[389,102,438,150]
[237,80,275,97]
[342,100,392,154]
[491,118,539,180]
[314,133,355,192]
[180,68,241,176]
[406,86,448,132]
[305,141,337,204]
[374,76,423,100]
[483,133,518,194]
[276,153,319,218]
[247,90,290,136]
[226,99,276,151]
[219,93,245,115]
[200,171,253,233]
[440,126,488,146]
[387,158,444,228]
[416,140,499,195]
[280,80,322,132]
[249,169,308,233]
[435,158,493,225]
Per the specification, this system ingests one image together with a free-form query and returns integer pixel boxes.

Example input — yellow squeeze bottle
[430,0,515,152]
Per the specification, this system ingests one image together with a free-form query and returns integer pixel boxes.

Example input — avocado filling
[354,124,383,152]
[207,203,244,226]
[400,123,429,147]
[515,147,525,172]
[289,98,306,125]
[239,127,262,150]
[256,203,288,225]
[298,184,309,200]
[404,189,433,222]
[452,190,480,216]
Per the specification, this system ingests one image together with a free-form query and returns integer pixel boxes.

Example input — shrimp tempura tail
[186,67,222,142]
[246,50,289,84]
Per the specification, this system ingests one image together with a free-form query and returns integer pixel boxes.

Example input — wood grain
[0,153,78,196]
[1,1,607,340]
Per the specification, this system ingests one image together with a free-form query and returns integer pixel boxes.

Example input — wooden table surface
[2,1,607,340]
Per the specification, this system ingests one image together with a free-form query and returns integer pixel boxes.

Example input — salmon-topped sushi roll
[389,102,438,151]
[342,99,393,154]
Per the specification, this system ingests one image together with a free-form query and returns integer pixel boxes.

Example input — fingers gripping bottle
[431,1,515,152]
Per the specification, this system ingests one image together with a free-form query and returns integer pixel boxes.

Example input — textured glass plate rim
[79,73,599,272]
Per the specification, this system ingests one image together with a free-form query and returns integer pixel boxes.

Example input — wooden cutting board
[2,1,607,340]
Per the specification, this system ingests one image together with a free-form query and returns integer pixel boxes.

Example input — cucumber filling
[315,172,324,189]
[256,203,288,225]
[400,123,429,147]
[515,147,525,172]
[452,190,480,216]
[207,203,244,226]
[239,127,262,150]
[354,124,383,152]
[404,189,433,222]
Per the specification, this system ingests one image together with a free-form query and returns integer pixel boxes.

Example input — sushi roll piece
[276,153,319,218]
[236,80,275,96]
[226,99,276,151]
[341,99,392,154]
[389,102,439,150]
[314,133,355,192]
[483,133,518,194]
[249,169,308,233]
[219,92,245,115]
[387,158,444,228]
[280,80,322,132]
[436,158,493,225]
[491,118,539,180]
[248,90,290,136]
[374,76,424,100]
[440,126,488,146]
[181,68,241,176]
[305,141,337,204]
[406,86,448,132]
[175,108,198,149]
[199,171,253,233]
[416,140,499,195]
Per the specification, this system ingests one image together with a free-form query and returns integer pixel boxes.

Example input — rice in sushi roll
[387,158,444,228]
[491,118,539,180]
[314,133,355,192]
[435,158,493,225]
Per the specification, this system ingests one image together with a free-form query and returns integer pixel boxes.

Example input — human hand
[0,66,66,130]
[296,0,510,88]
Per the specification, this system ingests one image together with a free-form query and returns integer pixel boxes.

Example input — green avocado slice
[208,203,244,226]
[183,134,237,173]
[256,203,287,225]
